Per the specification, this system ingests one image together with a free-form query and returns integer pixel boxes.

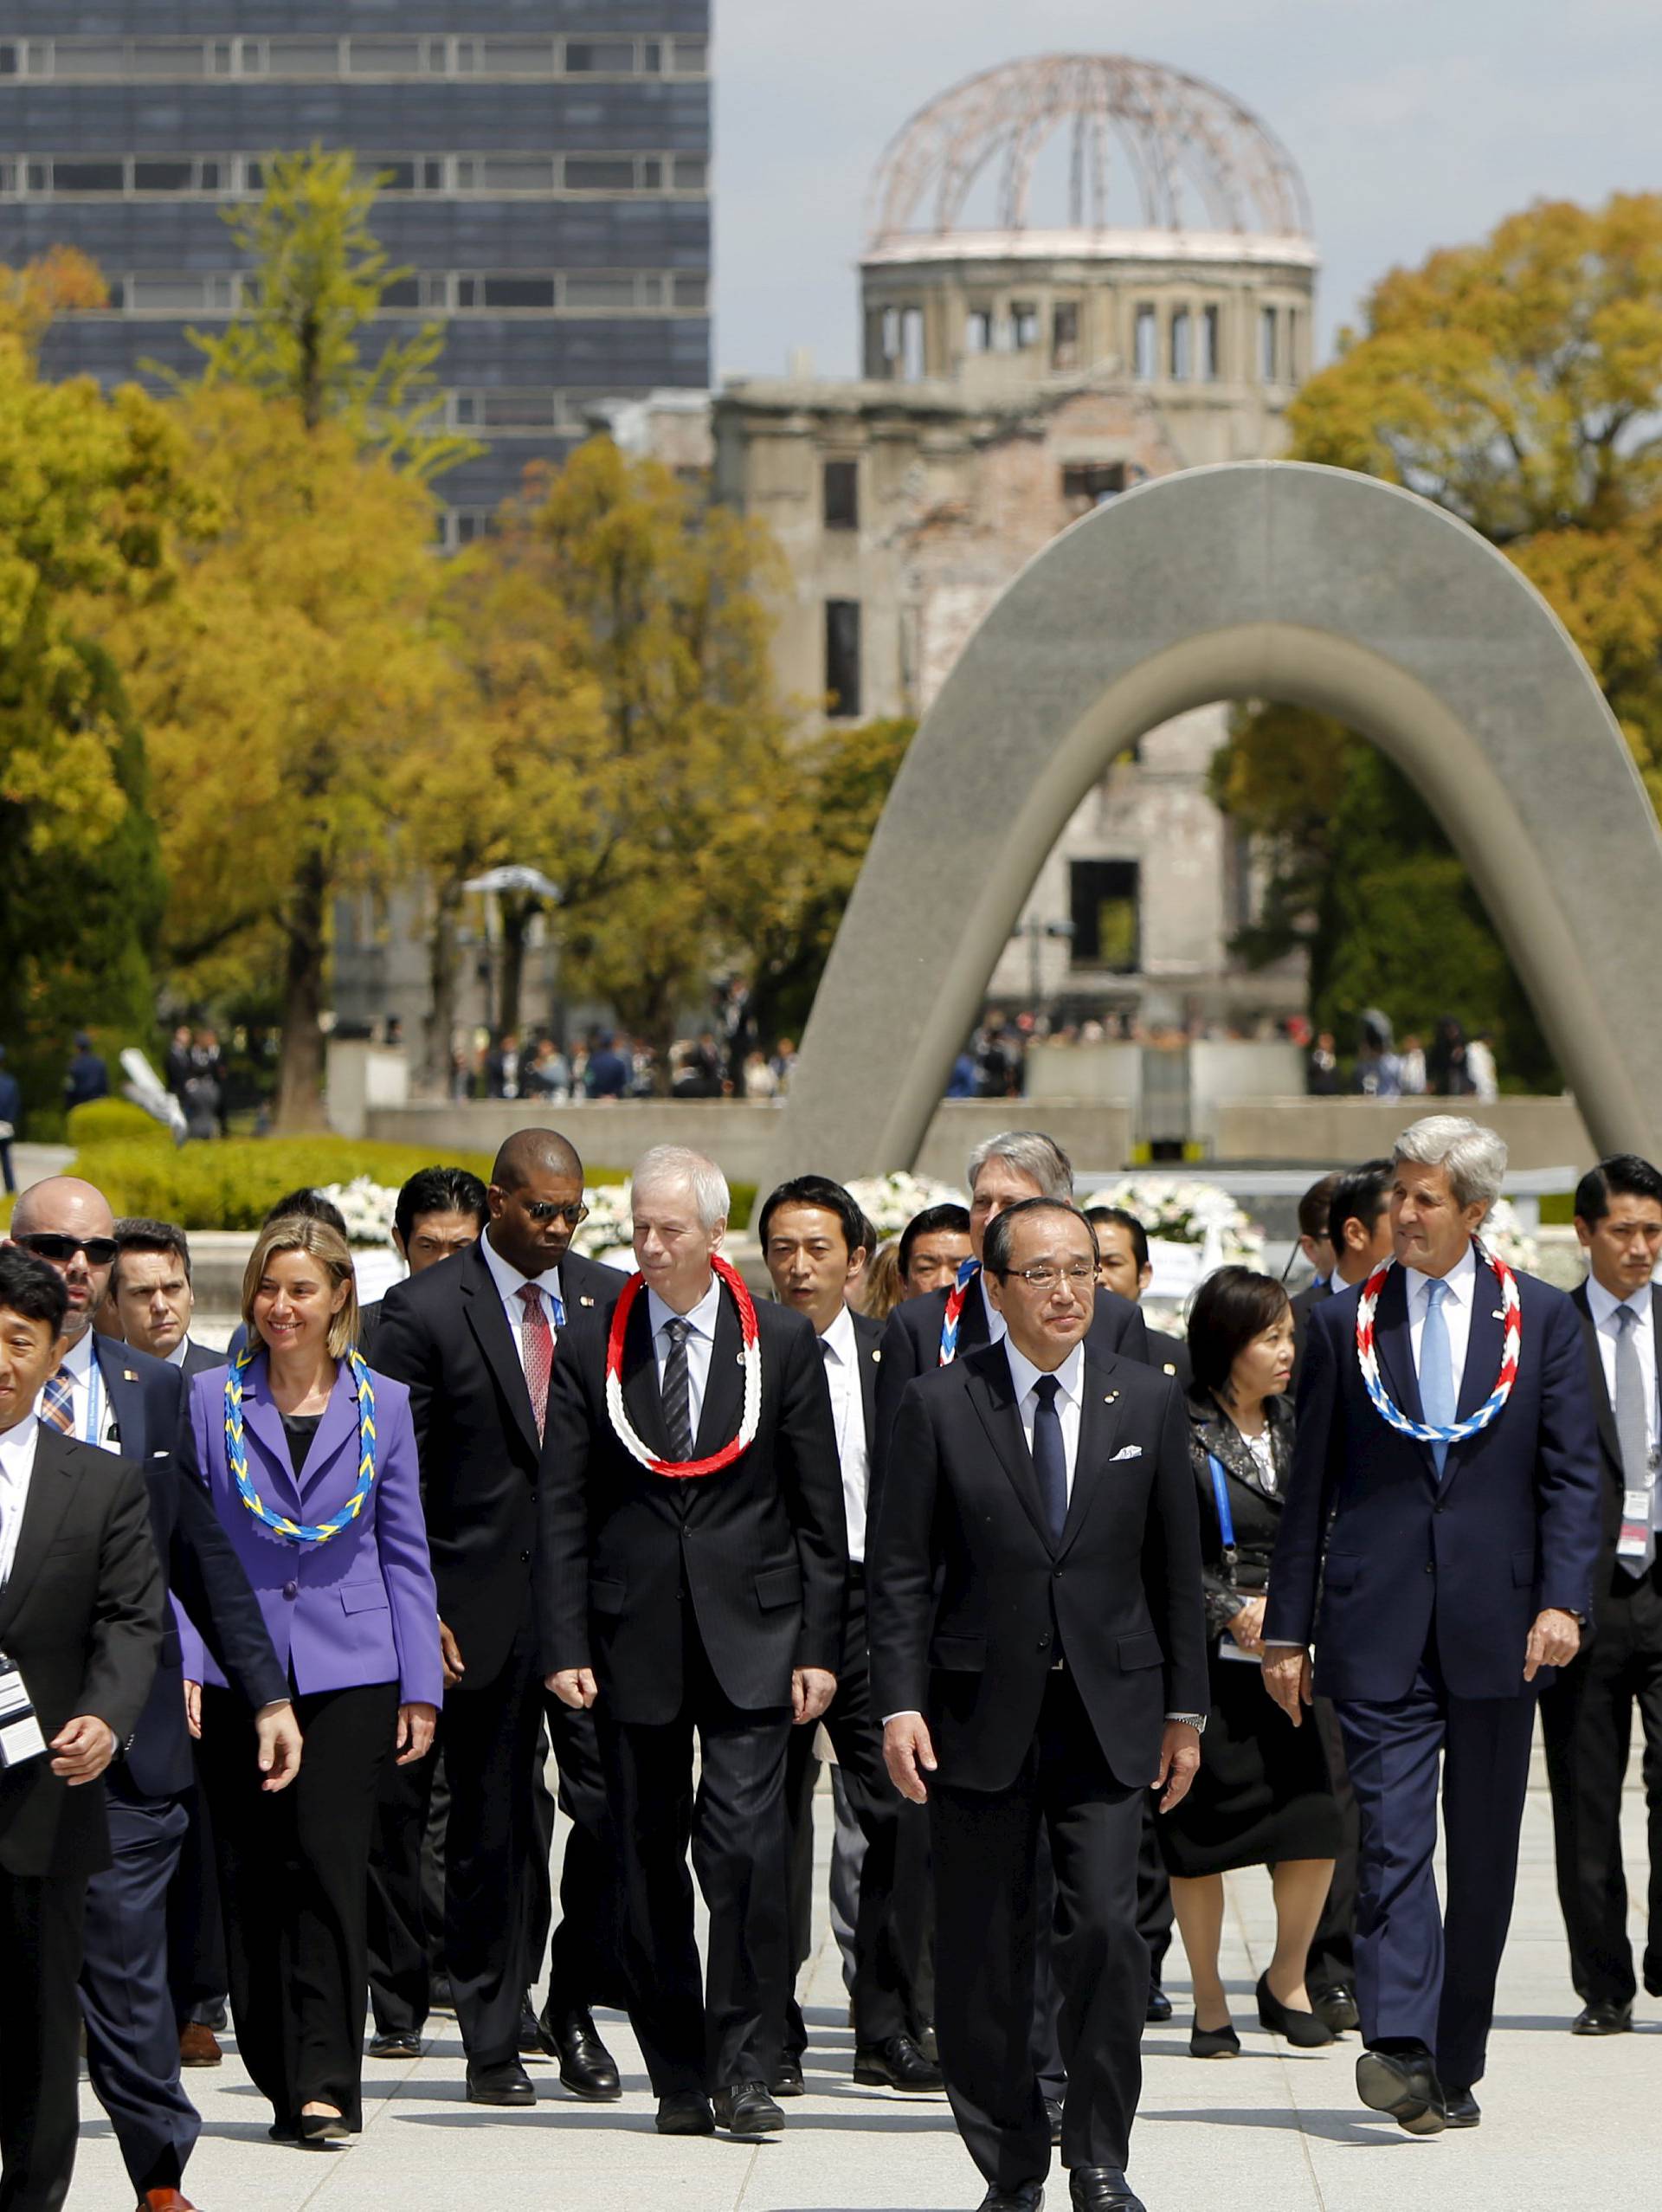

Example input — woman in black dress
[1161,1267,1341,2056]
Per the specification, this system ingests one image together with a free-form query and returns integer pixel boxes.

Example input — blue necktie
[1420,1278,1455,1476]
[1032,1374,1067,1545]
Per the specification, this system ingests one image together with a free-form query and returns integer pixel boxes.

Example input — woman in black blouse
[1160,1267,1341,2056]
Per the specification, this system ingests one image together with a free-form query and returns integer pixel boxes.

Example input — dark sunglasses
[519,1200,589,1227]
[15,1232,119,1267]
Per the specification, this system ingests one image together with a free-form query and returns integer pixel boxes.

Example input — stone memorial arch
[781,461,1662,1176]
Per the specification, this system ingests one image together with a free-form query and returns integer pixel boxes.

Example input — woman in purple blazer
[184,1215,441,2146]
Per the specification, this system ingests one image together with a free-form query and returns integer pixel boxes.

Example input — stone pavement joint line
[66,1772,1658,2209]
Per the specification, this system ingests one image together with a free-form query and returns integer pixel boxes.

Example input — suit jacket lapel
[93,1341,144,1457]
[966,1351,1052,1552]
[295,1364,361,1499]
[957,1273,991,1356]
[1571,1284,1622,1482]
[853,1312,881,1450]
[620,1295,669,1462]
[1370,1267,1440,1481]
[0,1429,78,1638]
[692,1284,743,1461]
[1456,1272,1504,1424]
[461,1241,540,1461]
[1057,1356,1123,1559]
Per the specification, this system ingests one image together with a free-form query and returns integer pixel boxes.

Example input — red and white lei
[1356,1240,1522,1445]
[604,1254,761,1478]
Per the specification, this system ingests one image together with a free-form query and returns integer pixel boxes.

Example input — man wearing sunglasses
[374,1129,626,2110]
[10,1177,296,2212]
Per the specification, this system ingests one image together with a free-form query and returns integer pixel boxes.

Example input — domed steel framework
[867,55,1311,248]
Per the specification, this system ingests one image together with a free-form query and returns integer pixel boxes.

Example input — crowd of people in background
[0,1115,1654,2212]
[1306,1011,1500,1101]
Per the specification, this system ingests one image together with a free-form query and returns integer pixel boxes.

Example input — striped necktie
[40,1365,76,1437]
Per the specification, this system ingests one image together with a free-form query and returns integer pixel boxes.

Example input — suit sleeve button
[1038,1632,1052,1648]
[282,1581,298,1600]
[520,1550,531,1564]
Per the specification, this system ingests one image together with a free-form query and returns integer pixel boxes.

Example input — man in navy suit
[1264,1116,1601,2135]
[13,1177,301,2212]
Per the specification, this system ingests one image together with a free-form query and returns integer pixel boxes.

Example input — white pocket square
[1110,1444,1143,1462]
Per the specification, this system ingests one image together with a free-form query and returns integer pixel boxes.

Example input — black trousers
[783,1572,910,2056]
[1306,1693,1359,1996]
[199,1679,397,2129]
[80,1786,200,2192]
[931,1672,1147,2192]
[166,1765,228,2026]
[366,1744,448,2036]
[1542,1565,1662,2006]
[598,1615,794,2095]
[0,1870,85,2212]
[523,1694,628,2020]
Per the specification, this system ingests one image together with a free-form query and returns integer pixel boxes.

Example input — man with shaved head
[373,1130,626,2106]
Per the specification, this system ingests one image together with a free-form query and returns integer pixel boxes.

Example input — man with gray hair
[1264,1113,1601,2137]
[540,1145,847,2141]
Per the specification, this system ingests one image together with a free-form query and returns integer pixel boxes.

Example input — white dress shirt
[1586,1274,1659,1454]
[479,1230,565,1378]
[165,1338,193,1370]
[1002,1339,1085,1503]
[647,1273,724,1437]
[818,1303,871,1564]
[0,1416,40,1589]
[1404,1240,1478,1406]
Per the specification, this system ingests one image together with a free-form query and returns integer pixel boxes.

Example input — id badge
[0,1656,47,1769]
[1618,1487,1654,1561]
[1218,1639,1263,1666]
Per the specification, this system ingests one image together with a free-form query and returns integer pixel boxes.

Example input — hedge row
[55,1134,755,1234]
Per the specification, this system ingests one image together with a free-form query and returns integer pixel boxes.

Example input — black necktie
[662,1317,693,1461]
[1032,1374,1067,1545]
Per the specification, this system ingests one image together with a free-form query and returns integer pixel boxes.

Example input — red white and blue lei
[1356,1240,1521,1445]
[604,1254,761,1478]
[938,1256,981,1366]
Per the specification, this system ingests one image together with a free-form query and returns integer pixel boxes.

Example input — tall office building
[0,3,712,538]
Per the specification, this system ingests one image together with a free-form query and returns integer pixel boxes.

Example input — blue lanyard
[1206,1453,1236,1549]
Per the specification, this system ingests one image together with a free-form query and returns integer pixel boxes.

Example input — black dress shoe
[918,2023,940,2062]
[518,1996,550,2055]
[299,2109,350,2144]
[429,1975,454,2013]
[1443,2085,1481,2128]
[713,2081,786,2136]
[1256,1972,1336,2048]
[1045,2096,1063,2145]
[772,2056,806,2097]
[544,2007,621,2100]
[1571,2000,1633,2035]
[1189,2016,1241,2059]
[1312,1983,1360,2034]
[977,2189,1043,2212]
[1144,1983,1173,2024]
[656,2090,716,2135]
[1356,2048,1446,2135]
[368,2029,422,2060]
[853,2033,944,2091]
[466,2059,536,2106]
[1070,2170,1146,2212]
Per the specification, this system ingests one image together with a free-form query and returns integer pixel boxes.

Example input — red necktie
[519,1285,553,1441]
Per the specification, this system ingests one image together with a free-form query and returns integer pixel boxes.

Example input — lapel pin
[1104,1390,1119,1404]
[737,1351,746,1364]
[123,1369,138,1383]
[580,1295,596,1308]
[1491,1310,1504,1321]
[872,1348,881,1363]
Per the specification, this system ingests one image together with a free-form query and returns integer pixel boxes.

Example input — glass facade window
[265,40,342,77]
[564,274,635,308]
[825,601,862,719]
[1132,304,1157,380]
[1202,304,1221,380]
[566,41,636,72]
[568,158,636,191]
[1169,306,1191,380]
[134,160,195,192]
[128,42,205,81]
[3,33,706,84]
[1261,305,1279,381]
[823,460,859,531]
[1053,301,1080,370]
[349,39,423,75]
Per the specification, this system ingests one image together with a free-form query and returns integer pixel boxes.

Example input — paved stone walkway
[66,1754,1656,2211]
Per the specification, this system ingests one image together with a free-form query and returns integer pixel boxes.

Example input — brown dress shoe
[177,2022,222,2069]
[137,2190,200,2209]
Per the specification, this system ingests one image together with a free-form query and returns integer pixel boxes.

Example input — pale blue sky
[713,0,1662,379]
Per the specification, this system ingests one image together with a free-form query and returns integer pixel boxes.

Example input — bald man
[373,1131,626,2108]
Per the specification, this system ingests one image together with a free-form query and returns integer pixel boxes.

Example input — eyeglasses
[519,1200,589,1227]
[16,1232,119,1267]
[1000,1262,1098,1290]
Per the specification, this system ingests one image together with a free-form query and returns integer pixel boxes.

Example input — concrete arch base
[778,460,1662,1179]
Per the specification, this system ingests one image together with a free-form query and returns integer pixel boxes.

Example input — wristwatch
[1167,1712,1208,1734]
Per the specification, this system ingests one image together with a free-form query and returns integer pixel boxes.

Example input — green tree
[0,255,203,1125]
[1216,193,1662,1073]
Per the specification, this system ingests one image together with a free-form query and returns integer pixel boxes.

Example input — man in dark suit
[361,1167,488,2054]
[0,1246,165,2212]
[1265,1115,1602,2135]
[1542,1154,1662,2033]
[373,1130,624,2106]
[1085,1208,1189,1390]
[872,1197,1208,2212]
[541,1145,847,2141]
[16,1183,301,2212]
[111,1221,222,1384]
[760,1175,939,2096]
[61,1033,108,1112]
[876,1133,1149,1490]
[1286,1169,1344,1379]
